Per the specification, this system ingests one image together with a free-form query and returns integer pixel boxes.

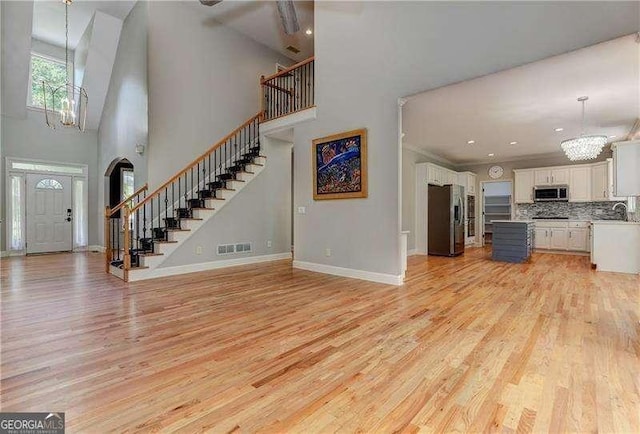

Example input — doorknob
[66,208,72,222]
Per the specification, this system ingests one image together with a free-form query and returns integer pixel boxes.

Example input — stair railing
[261,56,314,122]
[118,113,262,279]
[104,183,148,273]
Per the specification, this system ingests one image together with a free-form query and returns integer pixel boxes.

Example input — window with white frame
[28,53,68,110]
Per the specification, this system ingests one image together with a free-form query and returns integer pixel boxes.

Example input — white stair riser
[126,157,265,280]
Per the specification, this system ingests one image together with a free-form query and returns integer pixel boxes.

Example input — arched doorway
[104,157,134,217]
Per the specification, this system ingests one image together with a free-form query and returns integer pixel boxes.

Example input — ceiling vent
[286,45,300,54]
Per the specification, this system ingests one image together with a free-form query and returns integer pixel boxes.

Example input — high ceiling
[32,0,136,48]
[186,0,314,61]
[403,33,640,165]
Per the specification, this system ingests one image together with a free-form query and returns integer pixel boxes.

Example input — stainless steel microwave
[534,185,569,202]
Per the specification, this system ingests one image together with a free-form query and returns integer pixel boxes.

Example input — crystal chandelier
[43,0,88,131]
[560,96,607,161]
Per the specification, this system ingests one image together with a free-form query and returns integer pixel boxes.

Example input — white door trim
[5,157,88,255]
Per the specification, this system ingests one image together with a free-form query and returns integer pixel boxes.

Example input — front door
[26,174,73,254]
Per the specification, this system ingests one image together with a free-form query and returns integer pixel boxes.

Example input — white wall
[97,0,148,246]
[146,1,292,189]
[78,11,123,131]
[1,111,99,250]
[159,136,292,268]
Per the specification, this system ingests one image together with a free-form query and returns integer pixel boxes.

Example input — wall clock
[488,165,504,179]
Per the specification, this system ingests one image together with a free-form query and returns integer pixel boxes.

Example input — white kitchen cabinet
[567,228,589,251]
[607,158,626,201]
[514,170,534,203]
[551,168,569,185]
[426,164,444,185]
[446,170,458,186]
[534,227,550,249]
[612,140,640,196]
[534,168,569,186]
[590,162,608,201]
[549,228,568,250]
[457,172,477,195]
[569,166,591,202]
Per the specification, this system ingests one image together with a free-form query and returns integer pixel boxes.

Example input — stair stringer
[125,157,266,281]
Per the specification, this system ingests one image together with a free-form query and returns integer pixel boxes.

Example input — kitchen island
[491,220,535,263]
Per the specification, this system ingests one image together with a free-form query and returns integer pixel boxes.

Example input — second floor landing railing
[261,56,314,122]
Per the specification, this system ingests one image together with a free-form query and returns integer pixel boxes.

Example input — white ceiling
[32,0,136,49]
[186,0,314,62]
[403,33,640,165]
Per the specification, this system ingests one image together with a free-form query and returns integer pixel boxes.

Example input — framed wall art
[312,128,368,200]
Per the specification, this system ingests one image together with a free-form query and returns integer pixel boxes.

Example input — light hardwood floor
[1,249,638,433]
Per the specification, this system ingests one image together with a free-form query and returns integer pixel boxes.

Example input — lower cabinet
[533,221,590,252]
[567,228,589,251]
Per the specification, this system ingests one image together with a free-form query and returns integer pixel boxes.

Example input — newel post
[104,206,111,273]
[123,204,131,282]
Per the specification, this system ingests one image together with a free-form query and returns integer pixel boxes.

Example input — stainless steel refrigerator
[428,184,465,256]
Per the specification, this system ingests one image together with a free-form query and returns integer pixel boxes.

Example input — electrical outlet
[297,206,306,214]
[267,240,272,248]
[325,248,331,257]
[196,245,203,255]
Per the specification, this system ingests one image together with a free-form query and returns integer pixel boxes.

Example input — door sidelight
[66,208,72,222]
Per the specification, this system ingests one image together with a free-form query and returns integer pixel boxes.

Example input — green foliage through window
[30,54,67,110]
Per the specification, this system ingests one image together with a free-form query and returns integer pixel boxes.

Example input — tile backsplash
[515,201,626,220]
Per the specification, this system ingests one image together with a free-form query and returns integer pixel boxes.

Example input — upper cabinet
[515,161,618,203]
[612,140,640,196]
[514,169,534,203]
[590,162,608,201]
[568,166,591,202]
[426,163,460,187]
[457,172,477,195]
[534,168,569,186]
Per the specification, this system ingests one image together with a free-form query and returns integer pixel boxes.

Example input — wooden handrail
[261,56,315,83]
[130,112,262,214]
[109,183,149,216]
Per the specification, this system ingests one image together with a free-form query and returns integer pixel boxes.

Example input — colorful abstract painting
[313,129,368,200]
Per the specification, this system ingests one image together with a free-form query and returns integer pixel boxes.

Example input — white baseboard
[292,260,403,286]
[89,245,105,253]
[407,249,418,256]
[127,252,292,281]
[0,251,8,258]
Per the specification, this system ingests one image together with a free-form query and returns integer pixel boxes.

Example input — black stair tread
[205,198,225,201]
[130,265,150,270]
[228,179,245,182]
[190,206,216,210]
[248,163,264,166]
[237,170,255,175]
[155,240,179,244]
[166,228,191,232]
[179,217,203,220]
[139,252,164,257]
[218,188,236,191]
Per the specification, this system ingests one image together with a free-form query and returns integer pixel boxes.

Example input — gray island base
[491,220,535,263]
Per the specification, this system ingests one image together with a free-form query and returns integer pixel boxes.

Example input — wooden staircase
[105,56,315,281]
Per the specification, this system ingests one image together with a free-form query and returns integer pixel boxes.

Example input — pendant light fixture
[43,0,88,131]
[560,96,607,161]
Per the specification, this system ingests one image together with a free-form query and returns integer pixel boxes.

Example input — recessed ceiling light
[609,135,617,138]
[305,28,313,35]
[488,153,495,157]
[509,141,518,145]
[554,127,564,132]
[467,140,475,144]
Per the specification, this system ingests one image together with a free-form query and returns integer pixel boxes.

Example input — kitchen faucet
[612,202,628,220]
